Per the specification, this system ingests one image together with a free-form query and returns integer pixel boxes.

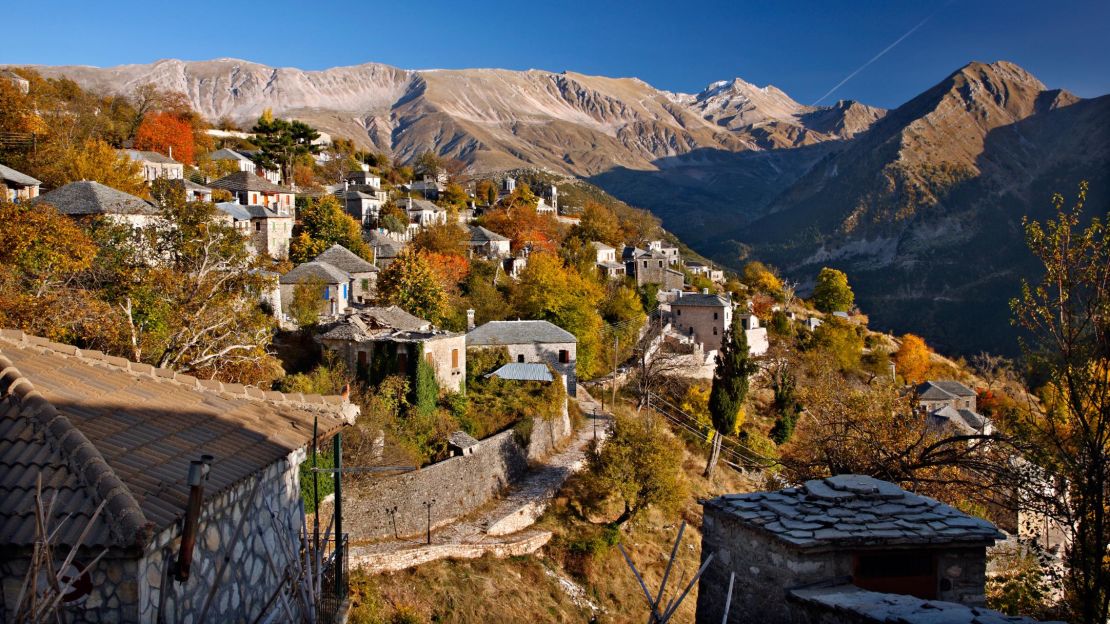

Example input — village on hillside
[0,66,1102,624]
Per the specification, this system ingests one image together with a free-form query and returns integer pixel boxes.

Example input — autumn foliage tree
[290,195,370,263]
[377,248,450,325]
[36,138,149,197]
[895,333,932,384]
[134,111,195,164]
[812,267,854,313]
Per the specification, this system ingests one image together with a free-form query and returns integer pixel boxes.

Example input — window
[361,278,370,291]
[642,261,648,268]
[853,551,937,600]
[322,287,330,300]
[451,349,459,368]
[357,351,367,367]
[255,222,261,231]
[713,327,718,335]
[658,261,663,268]
[713,312,718,319]
[517,354,525,363]
[342,283,348,298]
[559,349,570,363]
[676,309,681,316]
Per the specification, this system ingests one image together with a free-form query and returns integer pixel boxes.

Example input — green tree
[289,276,327,328]
[583,411,687,527]
[251,108,321,185]
[812,318,864,371]
[412,348,440,417]
[812,267,854,313]
[290,195,370,263]
[1010,181,1110,624]
[377,249,449,325]
[704,315,757,477]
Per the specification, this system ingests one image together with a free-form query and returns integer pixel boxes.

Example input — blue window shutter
[343,283,348,298]
[322,287,329,300]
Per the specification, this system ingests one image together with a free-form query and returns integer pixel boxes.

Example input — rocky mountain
[19,58,1109,356]
[23,58,882,175]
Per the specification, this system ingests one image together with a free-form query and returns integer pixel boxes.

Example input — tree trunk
[703,433,722,479]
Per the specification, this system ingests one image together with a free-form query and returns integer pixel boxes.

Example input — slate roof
[209,171,291,194]
[589,241,615,251]
[279,261,349,285]
[314,244,378,274]
[447,431,479,449]
[918,380,976,400]
[790,586,1062,624]
[486,363,554,382]
[32,181,157,216]
[469,225,510,243]
[0,163,41,187]
[179,178,212,193]
[215,202,251,221]
[366,230,406,258]
[318,307,433,342]
[704,474,1004,552]
[209,148,252,162]
[467,320,577,346]
[405,198,444,213]
[672,293,730,308]
[0,329,354,550]
[120,149,180,165]
[928,405,990,434]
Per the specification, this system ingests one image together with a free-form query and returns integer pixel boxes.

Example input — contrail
[811,5,948,106]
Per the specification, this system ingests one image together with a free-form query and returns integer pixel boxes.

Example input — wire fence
[646,391,775,472]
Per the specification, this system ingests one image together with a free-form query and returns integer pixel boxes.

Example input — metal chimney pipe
[174,457,211,582]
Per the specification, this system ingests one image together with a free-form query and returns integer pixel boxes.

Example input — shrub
[299,448,333,514]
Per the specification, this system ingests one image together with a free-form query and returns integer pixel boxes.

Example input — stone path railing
[349,388,611,574]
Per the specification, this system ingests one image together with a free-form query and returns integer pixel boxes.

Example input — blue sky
[3,0,1107,108]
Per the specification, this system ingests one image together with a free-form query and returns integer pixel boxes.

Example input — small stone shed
[696,475,1006,624]
[0,330,357,623]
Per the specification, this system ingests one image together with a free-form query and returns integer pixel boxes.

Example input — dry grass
[348,435,759,624]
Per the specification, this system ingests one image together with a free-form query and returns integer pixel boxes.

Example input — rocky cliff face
[25,58,881,176]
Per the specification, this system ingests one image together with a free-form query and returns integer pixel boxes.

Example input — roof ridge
[0,352,151,547]
[0,329,356,422]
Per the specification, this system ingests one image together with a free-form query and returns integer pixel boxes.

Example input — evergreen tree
[704,314,757,477]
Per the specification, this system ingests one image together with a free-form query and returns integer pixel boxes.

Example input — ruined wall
[342,413,573,541]
[138,450,305,624]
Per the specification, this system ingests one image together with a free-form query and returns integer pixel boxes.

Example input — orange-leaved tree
[895,333,931,384]
[134,111,195,164]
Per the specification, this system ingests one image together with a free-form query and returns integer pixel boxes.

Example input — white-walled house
[278,261,351,320]
[671,292,768,357]
[214,202,293,259]
[0,163,40,202]
[120,149,184,183]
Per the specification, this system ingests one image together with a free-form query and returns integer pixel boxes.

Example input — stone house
[647,240,681,265]
[407,177,445,200]
[340,190,382,225]
[279,261,351,321]
[466,320,577,396]
[318,307,466,393]
[215,202,293,259]
[120,149,184,183]
[366,229,407,268]
[627,247,685,290]
[671,292,769,357]
[2,68,30,93]
[591,242,626,279]
[696,475,1013,624]
[686,261,725,283]
[915,380,991,436]
[591,241,617,264]
[0,329,357,624]
[1,163,41,202]
[171,178,213,203]
[31,181,160,229]
[312,244,379,305]
[209,171,295,216]
[468,225,511,259]
[344,170,383,190]
[502,255,529,279]
[208,148,257,174]
[404,197,448,229]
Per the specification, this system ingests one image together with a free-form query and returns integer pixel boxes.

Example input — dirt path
[350,389,611,573]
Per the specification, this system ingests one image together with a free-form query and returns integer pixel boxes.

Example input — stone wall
[0,553,140,623]
[138,449,305,624]
[343,413,573,541]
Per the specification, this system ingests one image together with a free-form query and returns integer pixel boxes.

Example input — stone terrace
[705,474,1004,551]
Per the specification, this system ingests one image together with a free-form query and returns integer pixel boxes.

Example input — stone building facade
[0,330,356,623]
[696,475,1006,624]
[467,320,578,397]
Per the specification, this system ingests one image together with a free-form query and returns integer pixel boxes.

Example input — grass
[347,413,758,623]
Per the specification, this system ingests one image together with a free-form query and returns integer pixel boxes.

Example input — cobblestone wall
[0,555,140,622]
[343,414,573,541]
[138,450,305,624]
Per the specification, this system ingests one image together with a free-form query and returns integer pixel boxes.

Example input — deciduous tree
[895,333,931,384]
[377,248,449,325]
[812,266,854,313]
[134,111,195,164]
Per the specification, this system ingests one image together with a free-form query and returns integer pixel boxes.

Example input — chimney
[173,454,213,582]
[341,383,350,401]
[168,145,173,160]
[702,288,710,295]
[466,309,475,331]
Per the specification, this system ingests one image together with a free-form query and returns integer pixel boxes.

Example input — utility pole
[611,335,619,408]
[333,431,344,600]
[423,499,436,545]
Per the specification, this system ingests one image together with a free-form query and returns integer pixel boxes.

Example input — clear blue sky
[3,0,1107,108]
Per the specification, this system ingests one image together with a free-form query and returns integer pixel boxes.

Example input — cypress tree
[704,314,758,478]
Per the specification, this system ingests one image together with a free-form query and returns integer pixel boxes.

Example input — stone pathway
[350,389,611,574]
